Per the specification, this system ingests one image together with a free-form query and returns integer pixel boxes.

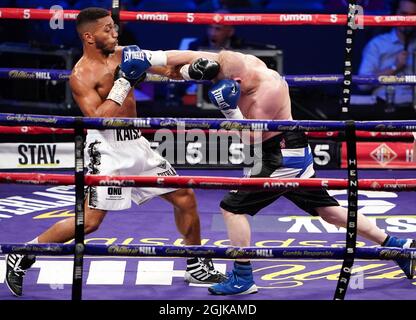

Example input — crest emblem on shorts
[157,160,167,169]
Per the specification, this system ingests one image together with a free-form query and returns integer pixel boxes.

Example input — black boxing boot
[5,254,36,296]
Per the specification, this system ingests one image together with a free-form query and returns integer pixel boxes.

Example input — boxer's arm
[165,50,219,67]
[70,75,121,117]
[145,50,219,79]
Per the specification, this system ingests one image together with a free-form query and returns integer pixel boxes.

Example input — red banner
[341,142,416,168]
[1,8,416,26]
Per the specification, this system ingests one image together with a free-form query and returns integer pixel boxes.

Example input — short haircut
[76,7,110,35]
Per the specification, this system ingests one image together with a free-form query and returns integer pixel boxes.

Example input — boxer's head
[76,7,118,55]
[217,50,246,81]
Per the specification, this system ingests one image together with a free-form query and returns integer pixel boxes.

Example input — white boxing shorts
[85,129,178,210]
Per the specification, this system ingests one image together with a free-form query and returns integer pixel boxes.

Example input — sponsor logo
[10,244,64,253]
[107,187,122,196]
[251,123,268,131]
[222,15,262,22]
[279,14,312,22]
[9,70,35,79]
[123,49,146,62]
[225,248,256,258]
[263,182,300,189]
[213,14,222,23]
[292,76,340,82]
[370,143,397,167]
[108,245,157,255]
[378,75,404,84]
[370,181,381,189]
[64,12,78,19]
[383,183,409,190]
[157,168,177,177]
[6,115,57,124]
[115,129,141,141]
[136,13,168,21]
[255,249,273,257]
[34,71,52,79]
[405,75,416,83]
[282,250,335,257]
[210,88,230,110]
[379,249,409,259]
[98,179,136,187]
[183,122,212,129]
[159,119,186,127]
[102,119,130,128]
[134,119,151,128]
[374,124,396,131]
[385,16,416,22]
[8,70,52,80]
[18,144,59,166]
[58,73,70,80]
[220,121,251,130]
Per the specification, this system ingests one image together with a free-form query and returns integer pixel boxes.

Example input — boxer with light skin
[162,49,416,295]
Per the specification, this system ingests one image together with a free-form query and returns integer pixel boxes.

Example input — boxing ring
[1,3,416,303]
[0,114,416,302]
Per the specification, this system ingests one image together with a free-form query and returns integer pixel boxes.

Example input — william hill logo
[370,143,397,167]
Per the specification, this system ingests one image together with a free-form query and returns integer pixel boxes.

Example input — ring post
[72,117,85,300]
[340,0,357,119]
[334,120,358,300]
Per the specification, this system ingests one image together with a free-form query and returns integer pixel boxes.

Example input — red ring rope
[1,8,416,26]
[0,126,413,139]
[0,173,415,191]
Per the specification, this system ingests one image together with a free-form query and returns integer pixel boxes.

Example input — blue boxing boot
[383,236,416,279]
[208,261,258,295]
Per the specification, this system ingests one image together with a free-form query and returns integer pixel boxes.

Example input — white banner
[0,142,74,169]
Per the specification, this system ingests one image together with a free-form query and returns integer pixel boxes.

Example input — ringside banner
[0,142,74,169]
[341,142,416,168]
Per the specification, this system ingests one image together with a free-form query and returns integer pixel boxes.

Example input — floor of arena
[0,169,415,300]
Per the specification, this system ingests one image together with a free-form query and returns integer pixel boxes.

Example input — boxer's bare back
[167,49,292,140]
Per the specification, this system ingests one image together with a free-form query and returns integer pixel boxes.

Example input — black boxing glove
[180,58,220,80]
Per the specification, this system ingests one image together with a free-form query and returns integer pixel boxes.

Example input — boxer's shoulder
[70,59,96,89]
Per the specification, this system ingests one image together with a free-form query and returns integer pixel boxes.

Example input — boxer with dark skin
[4,8,224,297]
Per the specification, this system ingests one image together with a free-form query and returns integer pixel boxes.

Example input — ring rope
[1,125,414,139]
[0,173,415,191]
[1,113,416,131]
[1,8,416,26]
[2,68,415,85]
[0,243,415,260]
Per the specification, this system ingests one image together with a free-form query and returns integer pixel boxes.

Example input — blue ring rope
[0,243,414,260]
[1,113,416,131]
